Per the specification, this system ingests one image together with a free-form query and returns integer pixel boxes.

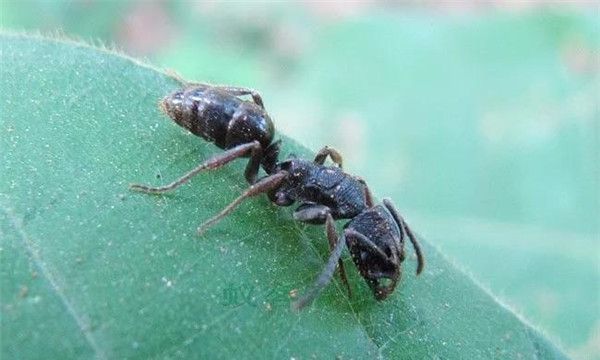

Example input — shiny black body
[270,159,367,222]
[162,85,272,149]
[161,85,280,181]
[131,83,424,309]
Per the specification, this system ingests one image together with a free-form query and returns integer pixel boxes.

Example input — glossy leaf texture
[0,34,568,359]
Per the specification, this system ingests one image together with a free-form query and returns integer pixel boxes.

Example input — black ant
[130,84,424,309]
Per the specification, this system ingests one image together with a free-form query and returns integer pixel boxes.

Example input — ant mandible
[130,83,424,309]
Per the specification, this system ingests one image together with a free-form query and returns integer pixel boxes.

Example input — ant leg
[197,171,288,235]
[130,141,262,194]
[313,146,343,168]
[214,86,265,109]
[292,203,330,224]
[292,229,347,311]
[243,144,263,184]
[355,177,375,207]
[325,213,353,298]
[383,198,424,275]
[293,204,352,297]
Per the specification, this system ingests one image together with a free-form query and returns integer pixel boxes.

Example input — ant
[130,84,424,309]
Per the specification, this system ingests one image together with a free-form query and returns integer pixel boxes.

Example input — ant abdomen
[160,85,275,151]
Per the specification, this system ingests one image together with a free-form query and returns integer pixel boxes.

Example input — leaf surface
[0,34,568,359]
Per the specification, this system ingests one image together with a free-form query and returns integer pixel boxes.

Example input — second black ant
[130,83,424,309]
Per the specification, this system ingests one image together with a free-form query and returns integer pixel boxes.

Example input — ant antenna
[383,198,425,275]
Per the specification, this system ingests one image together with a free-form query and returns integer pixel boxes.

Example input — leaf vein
[2,204,107,360]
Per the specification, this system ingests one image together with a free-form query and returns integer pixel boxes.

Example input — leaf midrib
[2,202,107,360]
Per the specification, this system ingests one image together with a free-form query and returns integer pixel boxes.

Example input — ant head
[350,243,401,300]
[345,207,404,301]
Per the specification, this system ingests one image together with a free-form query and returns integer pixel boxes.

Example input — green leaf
[1,33,568,359]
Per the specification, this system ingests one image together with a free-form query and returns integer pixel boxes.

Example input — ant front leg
[293,206,352,298]
[130,141,263,194]
[292,227,348,311]
[314,146,343,168]
[325,214,352,298]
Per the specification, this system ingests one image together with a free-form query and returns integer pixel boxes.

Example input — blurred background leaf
[1,1,598,359]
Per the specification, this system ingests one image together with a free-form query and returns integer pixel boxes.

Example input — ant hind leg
[130,141,262,194]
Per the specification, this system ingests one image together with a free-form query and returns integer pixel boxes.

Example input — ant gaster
[130,84,424,310]
[132,83,280,190]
